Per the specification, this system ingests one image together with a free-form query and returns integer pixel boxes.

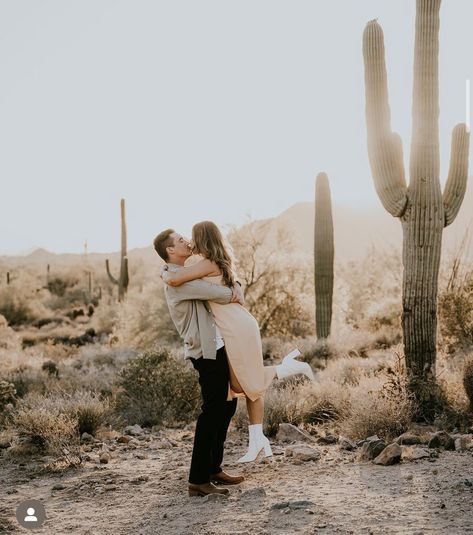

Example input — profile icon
[16,499,46,529]
[24,507,38,522]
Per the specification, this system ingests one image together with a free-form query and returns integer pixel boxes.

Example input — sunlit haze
[1,0,471,254]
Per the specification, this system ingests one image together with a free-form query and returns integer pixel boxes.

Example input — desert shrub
[0,315,21,350]
[57,390,111,435]
[235,349,419,441]
[463,359,473,412]
[9,394,79,456]
[47,276,77,297]
[50,345,136,397]
[0,380,16,426]
[115,347,200,427]
[7,390,110,458]
[228,220,314,338]
[42,360,59,377]
[0,380,16,410]
[113,281,179,349]
[4,366,50,398]
[233,381,306,436]
[338,378,414,440]
[338,246,402,333]
[438,270,473,354]
[0,288,34,326]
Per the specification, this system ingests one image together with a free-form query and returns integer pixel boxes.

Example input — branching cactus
[314,172,334,339]
[106,198,129,301]
[363,0,470,409]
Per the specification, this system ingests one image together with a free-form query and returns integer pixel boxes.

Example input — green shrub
[115,347,200,427]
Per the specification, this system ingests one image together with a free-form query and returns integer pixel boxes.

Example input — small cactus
[106,198,129,301]
[463,360,473,412]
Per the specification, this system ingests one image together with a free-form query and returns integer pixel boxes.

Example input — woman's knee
[230,382,244,394]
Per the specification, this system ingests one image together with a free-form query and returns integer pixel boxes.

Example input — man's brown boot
[210,471,245,485]
[188,482,230,497]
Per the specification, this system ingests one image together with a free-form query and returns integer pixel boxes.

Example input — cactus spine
[106,198,129,301]
[314,172,334,339]
[363,0,470,411]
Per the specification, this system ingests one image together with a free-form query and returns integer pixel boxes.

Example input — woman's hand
[160,265,171,285]
[231,284,245,306]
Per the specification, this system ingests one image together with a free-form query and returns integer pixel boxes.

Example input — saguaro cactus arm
[363,20,408,217]
[443,123,470,227]
[105,259,118,285]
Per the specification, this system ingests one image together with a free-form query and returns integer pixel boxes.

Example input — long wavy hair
[191,221,235,288]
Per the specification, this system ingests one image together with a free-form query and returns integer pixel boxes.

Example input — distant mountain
[274,180,473,262]
[1,183,472,267]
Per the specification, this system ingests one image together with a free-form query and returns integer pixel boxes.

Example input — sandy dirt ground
[1,424,473,535]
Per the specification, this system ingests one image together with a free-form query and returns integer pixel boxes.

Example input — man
[153,228,245,497]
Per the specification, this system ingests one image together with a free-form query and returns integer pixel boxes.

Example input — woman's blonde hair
[191,221,235,287]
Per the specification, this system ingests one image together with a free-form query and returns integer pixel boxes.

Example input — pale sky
[0,0,471,254]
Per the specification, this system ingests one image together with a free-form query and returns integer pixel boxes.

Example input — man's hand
[231,283,245,305]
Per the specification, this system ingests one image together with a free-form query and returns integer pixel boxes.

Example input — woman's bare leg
[227,359,264,425]
[246,396,264,424]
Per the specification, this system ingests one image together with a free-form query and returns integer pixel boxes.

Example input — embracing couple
[153,221,315,497]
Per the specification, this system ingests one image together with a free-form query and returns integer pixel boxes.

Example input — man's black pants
[188,346,237,485]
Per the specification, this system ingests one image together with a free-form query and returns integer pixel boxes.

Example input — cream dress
[185,255,277,402]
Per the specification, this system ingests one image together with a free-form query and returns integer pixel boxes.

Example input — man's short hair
[153,229,175,261]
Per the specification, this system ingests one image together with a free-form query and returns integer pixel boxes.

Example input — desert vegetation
[1,1,472,533]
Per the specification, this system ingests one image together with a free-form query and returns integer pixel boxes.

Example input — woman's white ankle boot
[276,348,315,382]
[236,423,273,463]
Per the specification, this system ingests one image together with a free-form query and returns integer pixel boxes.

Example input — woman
[161,221,315,462]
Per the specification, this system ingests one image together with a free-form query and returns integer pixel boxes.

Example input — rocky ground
[1,423,473,535]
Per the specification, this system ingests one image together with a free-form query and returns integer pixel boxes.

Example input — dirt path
[1,425,473,535]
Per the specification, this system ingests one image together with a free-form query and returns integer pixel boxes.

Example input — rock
[270,500,315,510]
[317,434,338,445]
[116,435,131,444]
[284,444,321,462]
[401,446,431,461]
[131,475,149,485]
[240,487,266,500]
[357,437,387,461]
[396,432,425,445]
[452,479,473,490]
[454,434,473,452]
[202,492,228,502]
[428,431,454,450]
[339,437,357,451]
[124,424,144,436]
[81,432,95,443]
[373,443,402,466]
[134,453,149,460]
[99,452,110,464]
[287,500,315,510]
[52,483,66,490]
[276,423,315,443]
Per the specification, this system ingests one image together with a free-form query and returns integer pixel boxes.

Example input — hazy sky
[0,0,471,254]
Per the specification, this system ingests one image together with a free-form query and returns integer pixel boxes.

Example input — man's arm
[169,278,233,304]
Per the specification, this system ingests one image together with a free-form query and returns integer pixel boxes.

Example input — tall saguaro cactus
[363,0,469,411]
[314,172,334,339]
[106,198,129,301]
